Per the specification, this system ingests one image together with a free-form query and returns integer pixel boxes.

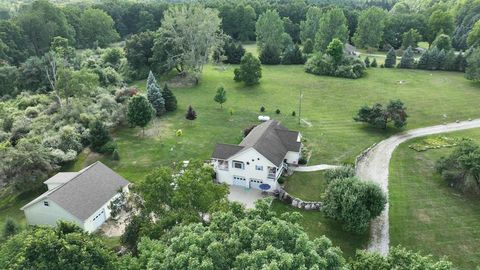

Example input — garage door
[250,178,263,190]
[92,208,106,230]
[233,176,248,188]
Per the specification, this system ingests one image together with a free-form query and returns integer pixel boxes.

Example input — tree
[0,65,19,97]
[325,165,355,183]
[351,246,453,269]
[384,48,397,68]
[162,84,177,112]
[233,52,262,85]
[89,119,112,152]
[402,28,422,49]
[102,47,123,68]
[151,5,224,80]
[2,217,20,239]
[0,222,118,269]
[135,200,345,269]
[214,86,227,109]
[431,34,452,51]
[221,38,245,64]
[127,95,154,135]
[78,8,119,48]
[467,20,480,48]
[383,14,427,50]
[256,10,284,54]
[303,38,314,54]
[326,39,344,65]
[452,0,480,50]
[466,47,480,82]
[436,140,480,194]
[299,7,322,44]
[259,44,282,65]
[399,46,415,69]
[314,8,349,52]
[323,177,387,233]
[0,20,30,65]
[124,31,155,79]
[281,44,306,64]
[15,0,74,55]
[427,10,454,44]
[146,71,165,116]
[371,58,378,67]
[185,105,197,121]
[56,68,99,105]
[354,100,408,129]
[353,7,387,49]
[364,57,370,67]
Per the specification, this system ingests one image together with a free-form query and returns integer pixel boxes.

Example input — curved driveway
[356,119,480,255]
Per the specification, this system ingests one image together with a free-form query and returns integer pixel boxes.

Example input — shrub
[276,109,281,114]
[364,57,370,67]
[298,157,307,165]
[371,58,378,67]
[222,38,246,64]
[89,120,112,152]
[281,45,306,65]
[115,87,138,103]
[259,44,281,65]
[243,125,257,137]
[303,38,314,54]
[354,100,408,129]
[100,140,117,154]
[260,106,265,112]
[25,107,39,118]
[292,111,296,116]
[305,53,366,79]
[325,165,355,183]
[2,217,20,239]
[111,149,120,160]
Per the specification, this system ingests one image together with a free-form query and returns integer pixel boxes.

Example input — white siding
[24,199,84,229]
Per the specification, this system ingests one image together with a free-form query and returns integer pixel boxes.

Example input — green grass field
[390,129,480,269]
[283,171,327,201]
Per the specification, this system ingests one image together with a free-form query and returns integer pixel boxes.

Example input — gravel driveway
[356,119,480,255]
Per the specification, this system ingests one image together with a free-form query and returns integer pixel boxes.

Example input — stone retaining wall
[275,188,322,211]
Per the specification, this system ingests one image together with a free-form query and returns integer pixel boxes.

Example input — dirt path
[356,119,480,255]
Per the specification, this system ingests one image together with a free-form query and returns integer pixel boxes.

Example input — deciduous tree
[234,52,262,85]
[314,8,349,52]
[256,10,284,54]
[353,7,387,49]
[127,95,154,135]
[427,10,454,44]
[213,85,227,109]
[78,8,119,48]
[299,7,322,44]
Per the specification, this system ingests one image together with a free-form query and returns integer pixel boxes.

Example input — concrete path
[227,185,268,209]
[293,164,340,172]
[356,119,480,256]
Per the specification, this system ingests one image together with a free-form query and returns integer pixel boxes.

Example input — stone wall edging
[274,188,322,211]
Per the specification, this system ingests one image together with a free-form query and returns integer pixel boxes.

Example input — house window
[250,179,263,184]
[43,201,49,207]
[232,161,244,170]
[233,176,246,181]
[255,165,263,171]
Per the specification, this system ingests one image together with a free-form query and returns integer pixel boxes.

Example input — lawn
[271,201,369,258]
[390,129,480,269]
[283,171,327,201]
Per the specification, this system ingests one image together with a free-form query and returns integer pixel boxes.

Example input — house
[21,161,129,233]
[211,120,302,192]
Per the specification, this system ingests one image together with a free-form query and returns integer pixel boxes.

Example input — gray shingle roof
[22,162,129,221]
[213,120,301,166]
[43,172,79,185]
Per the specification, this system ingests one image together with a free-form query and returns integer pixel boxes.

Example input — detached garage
[21,161,129,233]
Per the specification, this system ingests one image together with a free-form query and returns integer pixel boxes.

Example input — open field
[283,171,327,201]
[390,129,480,269]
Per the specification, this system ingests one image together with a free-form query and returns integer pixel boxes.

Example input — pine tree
[259,44,281,65]
[417,50,429,69]
[427,47,440,70]
[303,39,314,54]
[146,71,165,116]
[437,49,446,70]
[281,44,305,64]
[455,52,467,72]
[89,119,112,152]
[2,217,20,239]
[399,46,415,69]
[162,84,177,112]
[384,48,396,68]
[443,50,456,71]
[213,85,227,109]
[364,57,371,67]
[185,105,197,121]
[371,58,378,67]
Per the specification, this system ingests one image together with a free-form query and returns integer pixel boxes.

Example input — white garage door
[92,208,106,230]
[233,176,249,188]
[250,178,263,190]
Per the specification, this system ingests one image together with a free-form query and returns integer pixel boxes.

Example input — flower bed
[409,136,463,152]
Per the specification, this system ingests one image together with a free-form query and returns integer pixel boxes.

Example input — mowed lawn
[390,129,480,269]
[283,171,327,201]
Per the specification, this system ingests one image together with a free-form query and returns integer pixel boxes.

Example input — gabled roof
[43,172,79,185]
[212,120,301,166]
[21,162,129,221]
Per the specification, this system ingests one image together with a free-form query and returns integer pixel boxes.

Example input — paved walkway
[227,185,268,209]
[293,164,340,172]
[356,119,480,256]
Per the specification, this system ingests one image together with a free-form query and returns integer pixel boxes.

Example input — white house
[211,120,302,192]
[21,161,129,233]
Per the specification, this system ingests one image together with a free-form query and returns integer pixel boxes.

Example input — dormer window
[232,161,244,170]
[44,201,49,207]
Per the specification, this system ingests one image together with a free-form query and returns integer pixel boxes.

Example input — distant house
[21,162,129,232]
[211,120,302,192]
[345,43,358,56]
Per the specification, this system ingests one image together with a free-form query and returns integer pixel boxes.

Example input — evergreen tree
[384,48,396,68]
[127,95,154,135]
[437,49,446,70]
[281,44,305,64]
[364,57,371,67]
[402,28,422,49]
[399,46,415,69]
[417,50,429,69]
[162,84,177,112]
[455,52,467,72]
[303,38,314,54]
[222,38,246,64]
[146,71,165,116]
[443,50,456,71]
[427,47,440,70]
[2,217,20,239]
[213,85,227,109]
[185,105,197,121]
[89,119,112,152]
[234,52,262,85]
[371,58,378,67]
[259,44,281,65]
[466,48,480,81]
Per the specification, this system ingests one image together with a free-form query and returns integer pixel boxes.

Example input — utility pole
[298,88,303,125]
